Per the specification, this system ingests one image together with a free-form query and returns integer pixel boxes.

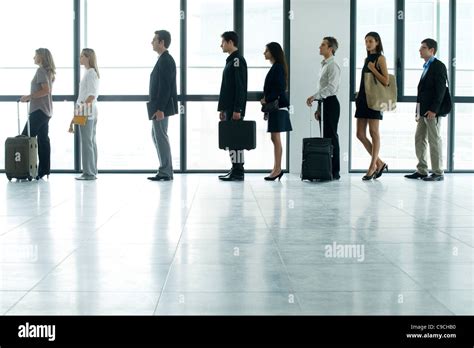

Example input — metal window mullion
[349,0,357,172]
[448,0,456,171]
[74,0,81,172]
[181,0,187,172]
[285,0,291,172]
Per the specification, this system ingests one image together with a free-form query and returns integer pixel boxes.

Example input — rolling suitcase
[5,101,38,181]
[218,120,256,151]
[301,102,333,181]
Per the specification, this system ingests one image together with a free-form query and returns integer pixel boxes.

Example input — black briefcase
[218,120,256,150]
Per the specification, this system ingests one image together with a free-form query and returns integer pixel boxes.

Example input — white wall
[289,0,351,174]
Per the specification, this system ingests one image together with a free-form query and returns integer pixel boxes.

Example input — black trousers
[321,96,340,176]
[22,109,51,176]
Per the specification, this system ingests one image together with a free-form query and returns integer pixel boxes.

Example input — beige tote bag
[364,72,397,112]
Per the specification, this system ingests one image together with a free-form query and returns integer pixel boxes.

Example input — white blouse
[77,68,99,119]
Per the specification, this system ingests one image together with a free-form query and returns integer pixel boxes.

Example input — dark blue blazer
[263,63,289,108]
[149,50,178,117]
[417,58,448,116]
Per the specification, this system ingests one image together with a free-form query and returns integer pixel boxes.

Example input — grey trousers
[78,117,98,177]
[152,116,173,177]
[415,117,444,176]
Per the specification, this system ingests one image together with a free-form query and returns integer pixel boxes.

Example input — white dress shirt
[312,56,341,100]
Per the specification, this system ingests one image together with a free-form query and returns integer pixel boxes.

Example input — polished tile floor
[0,173,472,315]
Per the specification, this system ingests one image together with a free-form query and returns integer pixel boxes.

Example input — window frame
[349,0,474,173]
[0,0,290,173]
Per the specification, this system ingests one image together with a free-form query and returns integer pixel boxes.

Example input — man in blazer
[405,38,448,182]
[147,30,178,181]
[217,31,248,181]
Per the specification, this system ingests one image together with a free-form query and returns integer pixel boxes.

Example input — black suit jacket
[417,58,448,117]
[149,50,178,117]
[263,63,289,108]
[217,50,248,116]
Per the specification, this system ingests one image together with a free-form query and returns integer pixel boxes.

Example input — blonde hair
[35,48,56,82]
[81,48,100,78]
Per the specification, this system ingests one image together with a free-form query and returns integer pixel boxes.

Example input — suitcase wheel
[6,176,12,181]
[27,176,33,182]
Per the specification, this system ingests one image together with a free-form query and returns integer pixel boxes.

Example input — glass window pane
[83,0,181,95]
[355,0,395,94]
[454,104,474,169]
[186,102,287,170]
[0,0,73,95]
[404,0,450,96]
[50,102,75,170]
[244,0,284,91]
[456,0,474,96]
[0,103,27,171]
[96,102,180,170]
[0,102,75,171]
[187,0,233,94]
[350,102,448,170]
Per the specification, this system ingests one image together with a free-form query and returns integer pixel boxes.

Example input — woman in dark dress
[260,42,292,181]
[355,32,390,180]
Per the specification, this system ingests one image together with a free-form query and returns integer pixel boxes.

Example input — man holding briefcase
[217,31,248,181]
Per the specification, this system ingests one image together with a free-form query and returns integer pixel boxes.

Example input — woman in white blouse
[69,48,100,180]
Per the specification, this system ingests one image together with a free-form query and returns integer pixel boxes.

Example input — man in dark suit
[405,38,449,182]
[217,31,248,181]
[147,30,178,181]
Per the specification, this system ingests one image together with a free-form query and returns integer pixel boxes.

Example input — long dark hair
[365,32,384,56]
[266,42,288,89]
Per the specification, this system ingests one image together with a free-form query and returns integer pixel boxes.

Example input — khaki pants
[415,117,443,176]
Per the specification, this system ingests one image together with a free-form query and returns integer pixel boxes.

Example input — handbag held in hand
[261,98,279,113]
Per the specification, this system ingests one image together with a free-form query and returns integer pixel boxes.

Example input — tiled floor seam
[248,181,304,314]
[152,178,200,315]
[367,242,457,315]
[3,248,81,315]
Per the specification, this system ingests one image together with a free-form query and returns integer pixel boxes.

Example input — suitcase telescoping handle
[17,99,30,137]
[309,101,323,138]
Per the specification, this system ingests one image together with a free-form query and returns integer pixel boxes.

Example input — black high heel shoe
[362,169,377,181]
[36,174,50,180]
[374,163,388,179]
[264,171,284,181]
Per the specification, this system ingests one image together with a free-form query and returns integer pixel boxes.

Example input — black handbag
[438,86,452,117]
[261,98,279,113]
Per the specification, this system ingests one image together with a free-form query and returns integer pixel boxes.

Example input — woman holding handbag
[260,42,292,181]
[68,48,100,180]
[355,32,389,180]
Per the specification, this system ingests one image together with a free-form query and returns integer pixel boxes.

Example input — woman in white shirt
[69,48,100,180]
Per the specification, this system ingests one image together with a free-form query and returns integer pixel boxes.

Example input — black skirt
[355,92,383,120]
[267,109,292,133]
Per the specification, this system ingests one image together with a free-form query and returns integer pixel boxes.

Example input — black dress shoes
[148,174,172,181]
[218,169,233,179]
[404,172,428,180]
[423,174,444,181]
[219,171,244,181]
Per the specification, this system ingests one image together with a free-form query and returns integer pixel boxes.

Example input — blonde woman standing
[69,48,100,180]
[20,48,55,180]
